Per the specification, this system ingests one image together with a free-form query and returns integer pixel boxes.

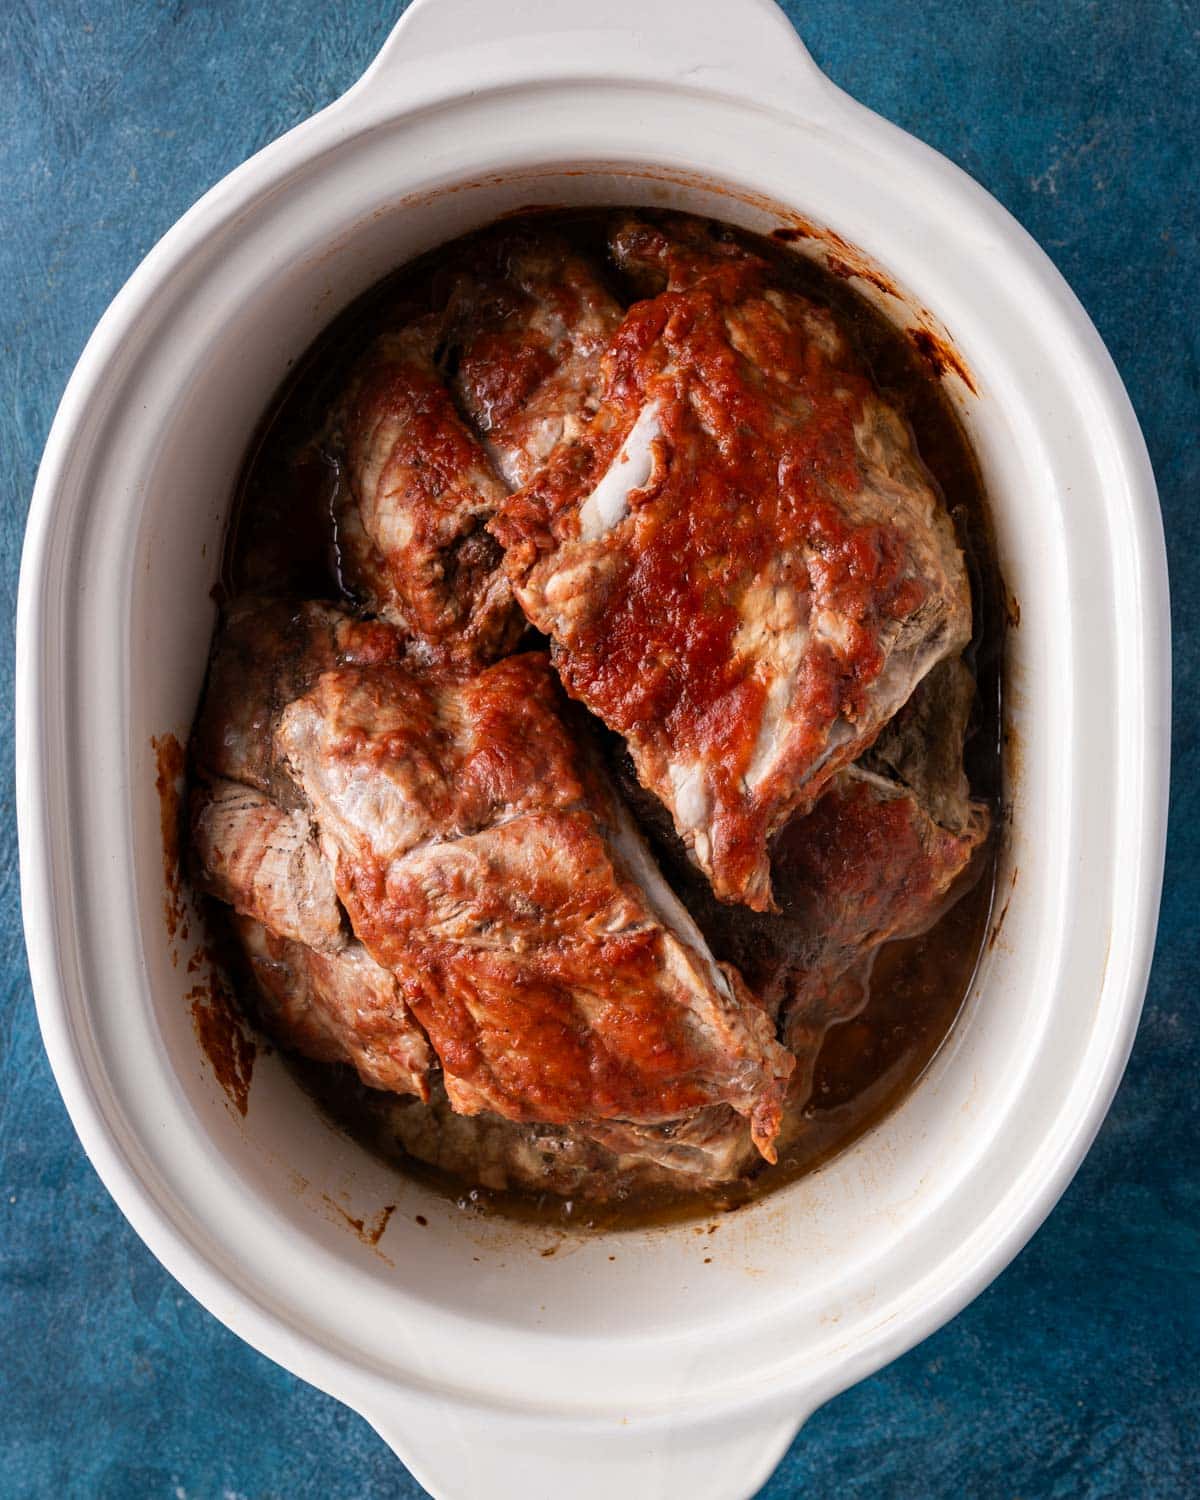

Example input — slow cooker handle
[363,1400,805,1500]
[350,0,840,118]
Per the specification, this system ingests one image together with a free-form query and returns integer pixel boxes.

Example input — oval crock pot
[16,2,1170,1496]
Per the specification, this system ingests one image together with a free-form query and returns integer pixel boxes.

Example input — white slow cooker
[16,2,1169,1496]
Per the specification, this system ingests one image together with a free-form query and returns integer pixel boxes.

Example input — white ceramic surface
[17,2,1169,1497]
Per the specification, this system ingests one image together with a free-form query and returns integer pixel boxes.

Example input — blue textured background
[2,3,1196,1496]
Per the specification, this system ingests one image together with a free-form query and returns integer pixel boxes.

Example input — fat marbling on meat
[492,215,971,911]
[192,598,792,1160]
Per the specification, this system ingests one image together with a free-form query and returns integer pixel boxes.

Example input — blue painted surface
[1,2,1196,1495]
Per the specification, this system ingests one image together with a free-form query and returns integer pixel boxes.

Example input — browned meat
[192,596,406,797]
[858,654,981,832]
[774,760,988,1060]
[775,658,989,1002]
[194,603,790,1155]
[380,1079,609,1196]
[348,1078,754,1198]
[492,215,970,910]
[613,651,989,1101]
[584,1106,756,1183]
[190,778,344,951]
[275,651,793,1158]
[192,601,433,1100]
[449,231,624,488]
[778,658,990,1057]
[233,914,432,1099]
[335,316,521,662]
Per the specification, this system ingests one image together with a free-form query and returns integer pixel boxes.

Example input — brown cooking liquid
[217,211,1004,1231]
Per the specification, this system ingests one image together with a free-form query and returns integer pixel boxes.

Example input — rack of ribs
[492,215,970,910]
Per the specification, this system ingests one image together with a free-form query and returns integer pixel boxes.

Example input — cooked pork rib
[367,1079,751,1199]
[191,778,344,952]
[584,1106,757,1183]
[360,676,987,1191]
[193,599,791,1157]
[775,658,989,1011]
[859,654,981,833]
[192,596,406,799]
[333,230,623,656]
[233,914,433,1100]
[191,599,432,1099]
[379,1078,610,1196]
[449,231,624,488]
[276,651,793,1158]
[773,758,988,1060]
[347,667,987,1190]
[492,215,971,910]
[616,652,989,1101]
[335,316,521,661]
